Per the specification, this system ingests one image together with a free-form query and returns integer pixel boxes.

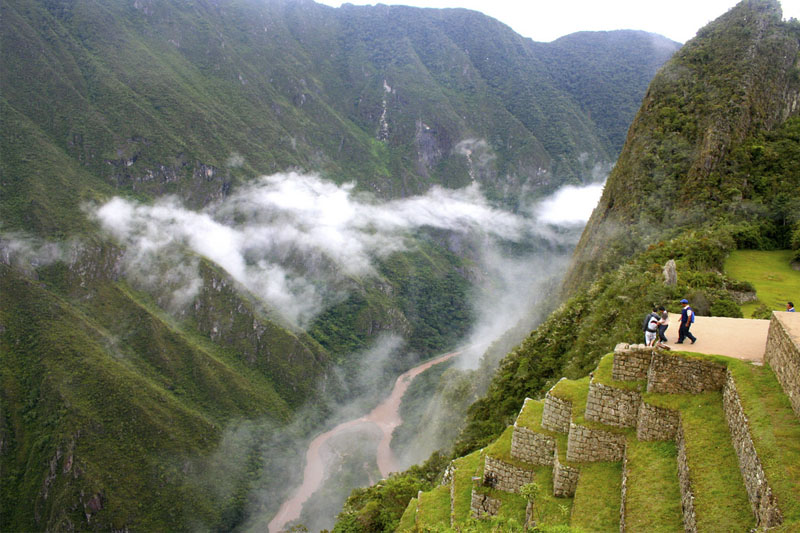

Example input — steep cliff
[565,0,800,292]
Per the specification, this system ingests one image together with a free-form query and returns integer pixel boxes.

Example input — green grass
[727,361,800,526]
[549,377,591,421]
[623,439,683,532]
[725,250,800,317]
[396,497,418,531]
[416,484,452,529]
[452,451,484,528]
[643,391,753,531]
[525,466,574,527]
[570,462,622,532]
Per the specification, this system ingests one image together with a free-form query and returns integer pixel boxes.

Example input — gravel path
[660,313,770,362]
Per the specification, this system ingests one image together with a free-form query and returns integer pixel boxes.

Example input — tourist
[644,307,660,346]
[676,299,697,344]
[788,301,795,312]
[657,306,669,342]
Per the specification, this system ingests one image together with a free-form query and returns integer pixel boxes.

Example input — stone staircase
[397,312,800,531]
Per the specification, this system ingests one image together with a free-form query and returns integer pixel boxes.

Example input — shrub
[710,298,743,318]
[750,304,772,320]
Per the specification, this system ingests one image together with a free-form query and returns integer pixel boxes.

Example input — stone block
[511,426,555,466]
[585,381,641,428]
[636,401,679,441]
[542,389,572,433]
[612,345,653,382]
[470,489,501,518]
[483,455,534,494]
[552,449,579,497]
[566,422,626,463]
[646,351,726,394]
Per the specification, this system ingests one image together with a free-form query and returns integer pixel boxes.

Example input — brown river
[268,350,460,532]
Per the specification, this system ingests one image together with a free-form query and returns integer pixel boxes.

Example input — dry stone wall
[765,313,800,420]
[541,389,572,433]
[722,371,783,528]
[647,351,726,394]
[511,426,555,466]
[470,490,501,518]
[612,344,653,381]
[585,381,641,428]
[552,449,579,497]
[676,422,697,533]
[483,455,534,493]
[566,423,626,463]
[619,448,629,533]
[636,401,679,441]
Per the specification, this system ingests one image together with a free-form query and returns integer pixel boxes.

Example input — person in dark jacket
[657,306,669,342]
[676,299,696,344]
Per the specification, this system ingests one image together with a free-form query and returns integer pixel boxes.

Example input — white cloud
[534,182,604,225]
[92,173,553,326]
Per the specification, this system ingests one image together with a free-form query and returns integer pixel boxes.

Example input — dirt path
[268,350,460,533]
[661,313,770,361]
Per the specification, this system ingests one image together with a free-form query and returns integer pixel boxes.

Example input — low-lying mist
[82,172,603,531]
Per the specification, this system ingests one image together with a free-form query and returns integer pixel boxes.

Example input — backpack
[688,306,695,323]
[643,312,658,332]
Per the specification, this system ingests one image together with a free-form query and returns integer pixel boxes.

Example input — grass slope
[623,439,683,532]
[644,390,753,530]
[728,360,800,528]
[725,250,800,317]
[570,462,622,532]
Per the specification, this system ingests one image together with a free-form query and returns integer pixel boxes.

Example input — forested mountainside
[0,0,678,237]
[334,1,800,530]
[0,0,680,531]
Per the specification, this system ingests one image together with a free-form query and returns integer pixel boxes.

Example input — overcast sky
[315,0,800,43]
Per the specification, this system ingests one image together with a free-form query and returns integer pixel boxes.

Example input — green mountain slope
[0,0,679,236]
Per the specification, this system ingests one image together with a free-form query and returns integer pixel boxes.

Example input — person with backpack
[676,298,697,344]
[643,307,661,346]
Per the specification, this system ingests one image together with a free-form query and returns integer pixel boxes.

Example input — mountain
[0,0,681,530]
[335,1,800,529]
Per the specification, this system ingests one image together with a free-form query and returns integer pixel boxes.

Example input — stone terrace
[399,316,800,532]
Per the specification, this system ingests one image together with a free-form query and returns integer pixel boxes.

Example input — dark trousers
[678,323,696,343]
[658,324,668,342]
